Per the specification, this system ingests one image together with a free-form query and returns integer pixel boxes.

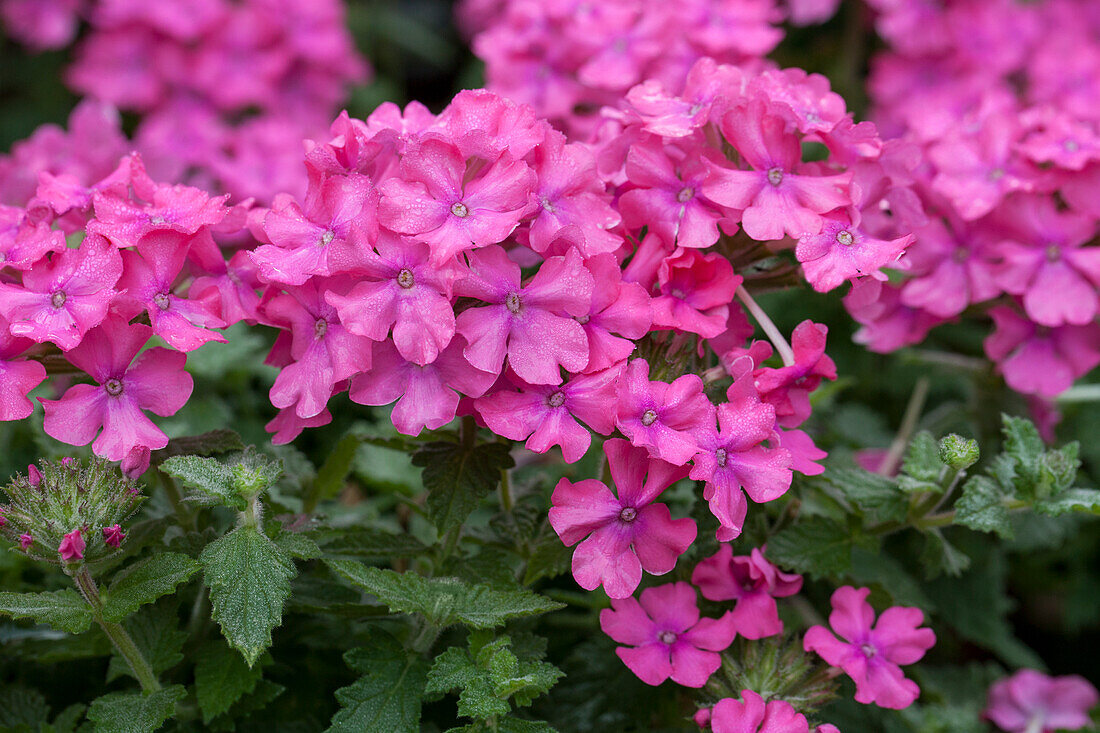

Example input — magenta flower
[266,404,333,446]
[19,534,33,551]
[898,217,1000,319]
[549,438,695,599]
[752,321,837,428]
[796,214,911,293]
[251,174,378,286]
[992,195,1100,327]
[984,669,1098,733]
[102,524,126,548]
[599,582,736,688]
[703,100,851,241]
[325,233,458,366]
[116,230,227,352]
[575,253,652,373]
[264,279,374,419]
[619,138,730,250]
[454,245,592,385]
[0,234,122,350]
[475,365,620,463]
[349,338,496,436]
[651,248,743,339]
[378,136,535,264]
[0,209,65,270]
[0,318,47,421]
[41,316,193,461]
[690,373,792,540]
[984,306,1100,398]
[709,691,810,733]
[691,546,802,639]
[803,586,936,710]
[616,358,715,466]
[58,528,85,562]
[526,130,621,256]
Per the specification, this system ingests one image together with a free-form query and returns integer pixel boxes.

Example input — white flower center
[548,391,566,408]
[619,506,637,523]
[50,291,67,309]
[505,292,522,314]
[153,292,171,310]
[641,409,658,427]
[451,202,469,218]
[320,229,336,246]
[105,379,124,396]
[314,319,328,339]
[658,630,677,645]
[715,447,728,468]
[836,230,854,246]
[397,268,415,289]
[677,186,694,203]
[767,167,784,186]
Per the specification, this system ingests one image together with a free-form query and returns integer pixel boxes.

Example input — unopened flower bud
[58,529,85,562]
[102,524,125,548]
[938,434,979,470]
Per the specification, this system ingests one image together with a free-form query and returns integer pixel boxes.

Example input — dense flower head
[599,581,736,687]
[803,586,936,710]
[983,669,1098,733]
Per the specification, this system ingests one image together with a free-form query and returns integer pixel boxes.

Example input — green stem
[410,619,440,654]
[879,377,930,477]
[72,567,161,693]
[1055,384,1100,403]
[499,467,513,513]
[736,285,795,367]
[461,414,477,450]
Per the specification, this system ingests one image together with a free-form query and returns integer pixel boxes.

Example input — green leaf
[200,525,295,666]
[207,680,285,732]
[46,704,86,733]
[766,517,857,578]
[953,476,1013,538]
[522,530,571,586]
[1001,414,1044,472]
[326,560,564,628]
[101,553,201,623]
[902,431,945,482]
[161,447,282,509]
[308,430,364,510]
[918,530,971,579]
[86,685,186,733]
[194,640,266,723]
[151,430,245,467]
[823,468,907,522]
[273,531,322,560]
[0,590,94,634]
[848,547,933,610]
[0,685,50,731]
[106,606,187,683]
[413,442,515,534]
[1033,487,1100,516]
[328,630,428,733]
[316,527,428,561]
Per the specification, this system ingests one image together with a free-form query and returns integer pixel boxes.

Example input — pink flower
[454,245,592,385]
[378,136,535,264]
[58,528,85,561]
[0,234,123,350]
[348,338,496,436]
[474,365,620,463]
[325,233,458,366]
[264,279,374,419]
[651,248,743,339]
[19,534,33,550]
[898,217,1000,319]
[796,214,910,293]
[984,669,1098,733]
[549,438,696,599]
[251,174,378,286]
[709,691,809,733]
[0,208,65,270]
[690,372,792,540]
[704,100,851,241]
[116,231,227,352]
[102,524,126,548]
[599,582,736,688]
[619,138,730,250]
[691,546,802,639]
[575,253,652,373]
[266,404,333,446]
[0,317,47,421]
[803,586,936,710]
[41,316,193,461]
[616,358,715,466]
[27,465,41,486]
[751,321,837,428]
[984,306,1100,398]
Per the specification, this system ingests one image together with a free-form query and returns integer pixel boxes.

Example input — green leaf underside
[413,442,515,534]
[0,590,94,634]
[194,640,266,723]
[86,685,186,733]
[102,553,201,623]
[328,630,428,733]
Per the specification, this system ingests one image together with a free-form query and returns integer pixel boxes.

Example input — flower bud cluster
[0,457,143,563]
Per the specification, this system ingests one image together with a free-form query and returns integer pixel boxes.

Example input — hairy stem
[72,566,161,693]
[736,286,795,367]
[879,377,930,477]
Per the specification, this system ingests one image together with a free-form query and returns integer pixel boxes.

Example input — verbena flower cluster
[0,0,367,204]
[844,0,1100,405]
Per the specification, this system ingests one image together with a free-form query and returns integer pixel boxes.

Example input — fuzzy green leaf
[1001,414,1044,473]
[918,530,971,579]
[86,685,186,733]
[413,442,515,534]
[315,527,428,561]
[953,476,1013,538]
[0,685,50,730]
[272,531,322,560]
[200,525,295,666]
[326,560,564,628]
[328,630,427,733]
[902,431,945,482]
[523,529,572,586]
[0,590,94,634]
[161,447,282,509]
[101,553,201,623]
[194,640,266,723]
[1033,487,1100,516]
[766,517,857,578]
[824,468,908,522]
[106,606,187,683]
